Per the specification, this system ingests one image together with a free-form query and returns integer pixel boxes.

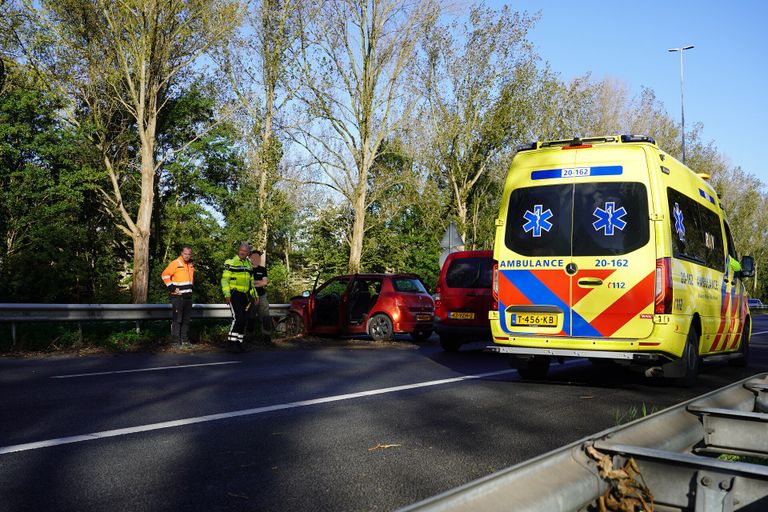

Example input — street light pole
[668,45,694,164]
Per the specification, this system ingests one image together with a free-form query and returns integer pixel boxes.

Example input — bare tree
[421,5,541,246]
[221,0,302,253]
[20,0,241,302]
[292,0,438,274]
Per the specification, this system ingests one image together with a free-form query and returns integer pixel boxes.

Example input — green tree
[19,0,241,303]
[0,65,123,302]
[149,82,244,303]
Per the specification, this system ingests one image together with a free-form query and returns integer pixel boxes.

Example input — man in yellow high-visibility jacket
[222,242,257,350]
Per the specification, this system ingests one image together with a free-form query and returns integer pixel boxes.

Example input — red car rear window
[392,278,427,293]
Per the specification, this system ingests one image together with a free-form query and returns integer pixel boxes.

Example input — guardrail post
[135,321,140,334]
[11,322,16,346]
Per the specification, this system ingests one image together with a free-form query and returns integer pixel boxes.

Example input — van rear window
[505,182,650,256]
[445,257,493,289]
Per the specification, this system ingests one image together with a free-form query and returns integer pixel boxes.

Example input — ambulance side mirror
[740,256,755,278]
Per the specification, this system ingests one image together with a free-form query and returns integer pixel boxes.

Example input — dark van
[434,250,494,351]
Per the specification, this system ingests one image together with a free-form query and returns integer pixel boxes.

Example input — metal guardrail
[0,303,291,342]
[402,373,768,512]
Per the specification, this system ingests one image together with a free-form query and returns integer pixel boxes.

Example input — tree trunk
[132,124,156,304]
[348,183,367,274]
[256,91,273,251]
[284,232,291,274]
[455,195,468,247]
[131,229,151,304]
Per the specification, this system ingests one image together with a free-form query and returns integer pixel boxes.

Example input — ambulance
[488,135,755,385]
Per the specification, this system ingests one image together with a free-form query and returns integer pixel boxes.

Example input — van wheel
[411,330,432,342]
[514,356,550,380]
[439,335,462,352]
[729,319,750,368]
[368,314,394,341]
[676,327,701,387]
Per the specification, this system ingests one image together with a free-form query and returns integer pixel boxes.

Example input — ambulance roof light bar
[620,134,657,145]
[539,136,617,149]
[519,135,657,152]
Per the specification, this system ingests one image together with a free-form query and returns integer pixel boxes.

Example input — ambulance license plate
[511,313,557,327]
[416,314,432,322]
[449,312,475,320]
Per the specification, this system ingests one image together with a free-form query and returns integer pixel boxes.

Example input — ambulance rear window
[505,184,572,257]
[571,183,649,256]
[505,182,649,257]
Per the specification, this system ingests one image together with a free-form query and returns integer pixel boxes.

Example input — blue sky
[487,0,768,184]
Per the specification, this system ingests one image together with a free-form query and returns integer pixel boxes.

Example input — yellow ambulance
[488,135,755,385]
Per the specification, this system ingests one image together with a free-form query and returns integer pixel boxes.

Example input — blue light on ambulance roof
[699,188,716,205]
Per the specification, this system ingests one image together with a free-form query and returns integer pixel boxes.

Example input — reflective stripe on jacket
[161,257,194,295]
[221,256,253,297]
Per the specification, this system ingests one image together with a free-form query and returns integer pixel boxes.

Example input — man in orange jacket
[161,246,194,349]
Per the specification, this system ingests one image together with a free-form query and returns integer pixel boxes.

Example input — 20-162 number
[594,258,629,268]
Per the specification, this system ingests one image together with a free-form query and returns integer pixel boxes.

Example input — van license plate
[449,312,475,320]
[511,313,557,327]
[416,314,433,322]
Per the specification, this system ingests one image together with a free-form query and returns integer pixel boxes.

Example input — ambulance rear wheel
[514,356,550,380]
[676,328,700,387]
[729,318,750,368]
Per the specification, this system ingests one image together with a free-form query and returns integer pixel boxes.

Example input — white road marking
[3,359,586,455]
[1,368,526,455]
[751,330,768,336]
[51,361,242,379]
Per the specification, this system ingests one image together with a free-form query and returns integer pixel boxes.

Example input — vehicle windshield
[392,278,428,293]
[445,257,493,288]
[505,182,649,256]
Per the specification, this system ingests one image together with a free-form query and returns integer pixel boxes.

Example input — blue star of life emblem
[673,202,685,241]
[523,204,554,237]
[592,201,627,236]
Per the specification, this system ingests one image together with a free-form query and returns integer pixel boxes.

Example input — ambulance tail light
[655,257,673,314]
[492,262,499,310]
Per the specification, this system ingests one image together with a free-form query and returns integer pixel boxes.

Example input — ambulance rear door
[566,148,656,339]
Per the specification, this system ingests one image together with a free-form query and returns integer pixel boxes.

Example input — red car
[286,273,434,341]
[434,250,494,351]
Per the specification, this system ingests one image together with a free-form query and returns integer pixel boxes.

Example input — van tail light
[492,261,499,311]
[434,286,441,307]
[655,257,672,314]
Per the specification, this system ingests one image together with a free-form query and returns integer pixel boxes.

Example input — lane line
[51,361,242,379]
[751,330,768,336]
[1,368,531,455]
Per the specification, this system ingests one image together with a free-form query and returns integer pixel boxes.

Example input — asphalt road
[1,317,768,512]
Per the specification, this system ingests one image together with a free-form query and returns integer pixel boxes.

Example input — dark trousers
[228,291,250,344]
[246,294,271,339]
[170,295,193,343]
